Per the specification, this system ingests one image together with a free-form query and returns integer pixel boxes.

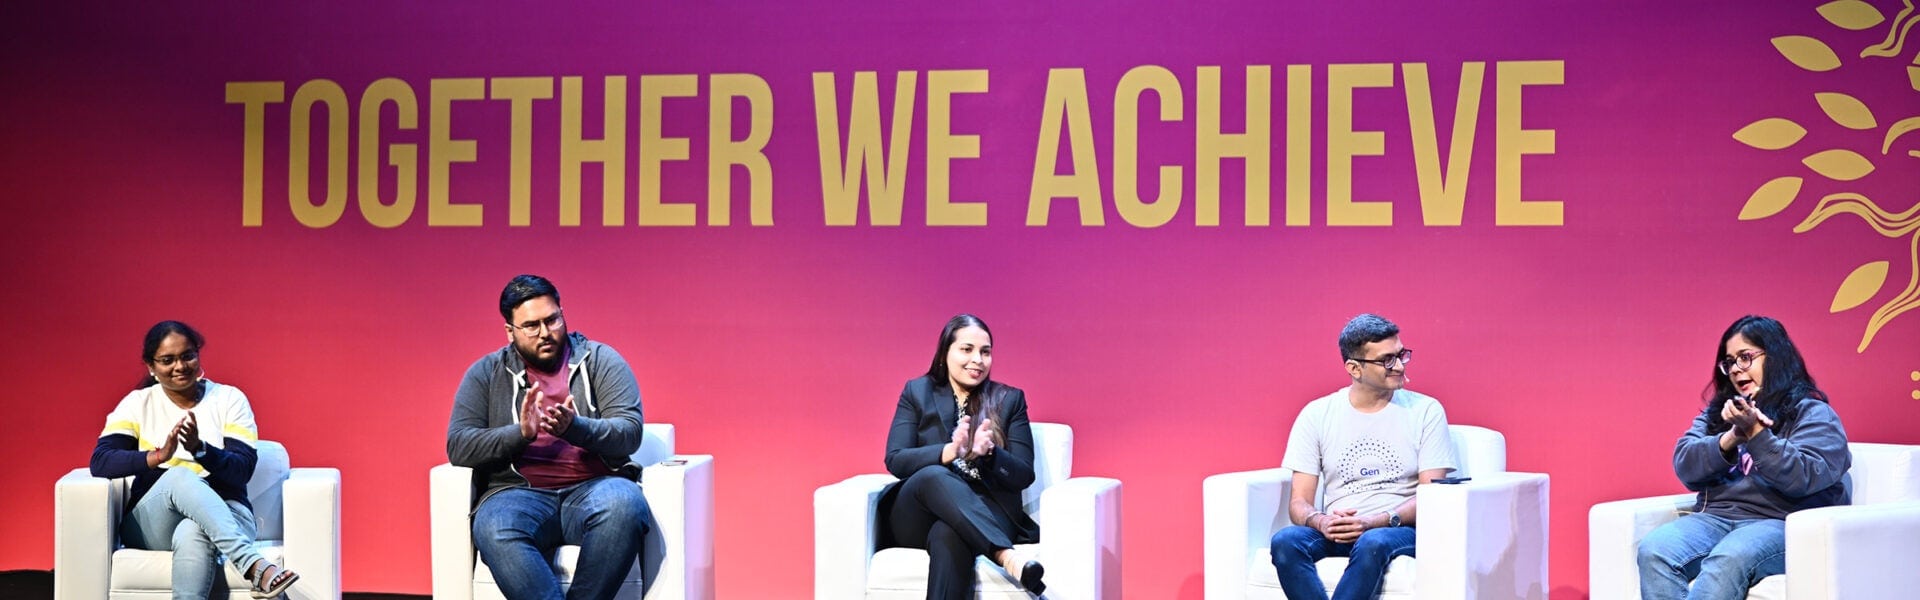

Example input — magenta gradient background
[4,2,1918,598]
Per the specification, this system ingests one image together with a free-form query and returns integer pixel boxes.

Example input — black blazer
[884,375,1041,544]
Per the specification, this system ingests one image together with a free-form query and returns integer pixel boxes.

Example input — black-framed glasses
[513,311,564,336]
[152,350,200,367]
[1718,350,1764,375]
[1348,348,1412,370]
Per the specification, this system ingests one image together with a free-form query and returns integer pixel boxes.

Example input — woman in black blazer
[882,314,1045,598]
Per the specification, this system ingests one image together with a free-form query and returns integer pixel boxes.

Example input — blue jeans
[1637,512,1785,600]
[119,467,265,600]
[1270,524,1417,600]
[473,476,654,600]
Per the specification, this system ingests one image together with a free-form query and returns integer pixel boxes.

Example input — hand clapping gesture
[519,381,544,440]
[947,414,973,462]
[969,417,997,457]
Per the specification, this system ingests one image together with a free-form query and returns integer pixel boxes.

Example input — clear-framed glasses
[152,350,200,367]
[513,311,564,336]
[1718,350,1765,375]
[1348,348,1413,370]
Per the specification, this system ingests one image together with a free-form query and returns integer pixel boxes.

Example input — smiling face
[146,332,202,393]
[1345,336,1407,393]
[944,325,993,392]
[1723,333,1767,398]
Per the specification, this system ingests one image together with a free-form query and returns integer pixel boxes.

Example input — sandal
[247,561,301,599]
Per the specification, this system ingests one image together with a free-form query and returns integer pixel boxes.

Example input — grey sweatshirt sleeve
[447,355,530,467]
[558,343,643,456]
[1743,400,1849,498]
[1673,408,1738,491]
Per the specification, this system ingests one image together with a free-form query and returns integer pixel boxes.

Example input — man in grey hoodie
[447,274,652,600]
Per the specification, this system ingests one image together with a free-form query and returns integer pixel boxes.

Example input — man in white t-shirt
[1269,314,1457,600]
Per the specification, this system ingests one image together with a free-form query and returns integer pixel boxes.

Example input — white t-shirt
[99,380,259,476]
[1281,387,1456,515]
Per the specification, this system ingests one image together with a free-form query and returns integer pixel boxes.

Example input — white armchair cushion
[812,422,1122,600]
[54,440,342,600]
[430,423,714,600]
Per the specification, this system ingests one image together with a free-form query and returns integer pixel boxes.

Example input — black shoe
[1018,560,1046,595]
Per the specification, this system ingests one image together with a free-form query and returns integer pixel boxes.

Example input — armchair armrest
[430,463,477,600]
[1036,476,1122,600]
[283,467,342,600]
[641,455,715,600]
[1784,500,1920,600]
[1587,492,1693,600]
[55,468,123,600]
[813,474,897,600]
[1201,467,1291,600]
[1415,471,1551,600]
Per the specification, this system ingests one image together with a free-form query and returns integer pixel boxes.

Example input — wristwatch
[1385,511,1402,528]
[193,446,208,460]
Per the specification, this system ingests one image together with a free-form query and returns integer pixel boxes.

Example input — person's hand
[177,412,203,454]
[949,414,973,461]
[969,417,997,457]
[1726,396,1771,441]
[542,395,577,436]
[150,418,184,467]
[1322,509,1366,543]
[519,382,543,440]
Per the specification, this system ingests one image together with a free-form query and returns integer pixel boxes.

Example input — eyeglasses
[1348,348,1413,370]
[513,311,564,336]
[1718,350,1765,375]
[152,350,200,367]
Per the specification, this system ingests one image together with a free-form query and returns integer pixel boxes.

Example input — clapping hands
[519,381,578,441]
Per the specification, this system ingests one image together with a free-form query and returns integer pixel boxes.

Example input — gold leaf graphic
[1909,65,1920,94]
[1802,149,1876,180]
[1831,260,1889,312]
[1740,177,1803,220]
[1733,118,1807,150]
[1817,0,1886,30]
[1887,116,1920,156]
[1814,92,1877,130]
[1772,36,1843,71]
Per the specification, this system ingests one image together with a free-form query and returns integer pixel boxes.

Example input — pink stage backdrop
[5,2,1919,598]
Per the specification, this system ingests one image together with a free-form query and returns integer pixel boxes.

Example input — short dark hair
[1338,313,1400,360]
[499,274,561,322]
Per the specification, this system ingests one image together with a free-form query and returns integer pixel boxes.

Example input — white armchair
[1203,424,1551,600]
[55,440,342,600]
[430,423,714,600]
[1589,442,1920,600]
[814,422,1122,600]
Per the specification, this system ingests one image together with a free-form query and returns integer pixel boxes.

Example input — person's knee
[1636,535,1680,570]
[902,465,957,494]
[170,520,212,553]
[1350,529,1405,559]
[1269,526,1317,564]
[582,479,650,527]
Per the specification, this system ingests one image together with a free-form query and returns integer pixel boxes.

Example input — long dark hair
[137,320,205,389]
[925,314,1005,443]
[1702,315,1827,435]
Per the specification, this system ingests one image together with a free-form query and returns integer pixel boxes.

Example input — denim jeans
[119,467,264,600]
[472,476,654,600]
[1270,524,1417,600]
[1637,512,1786,600]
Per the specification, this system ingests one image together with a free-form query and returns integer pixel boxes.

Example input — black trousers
[886,465,1020,600]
